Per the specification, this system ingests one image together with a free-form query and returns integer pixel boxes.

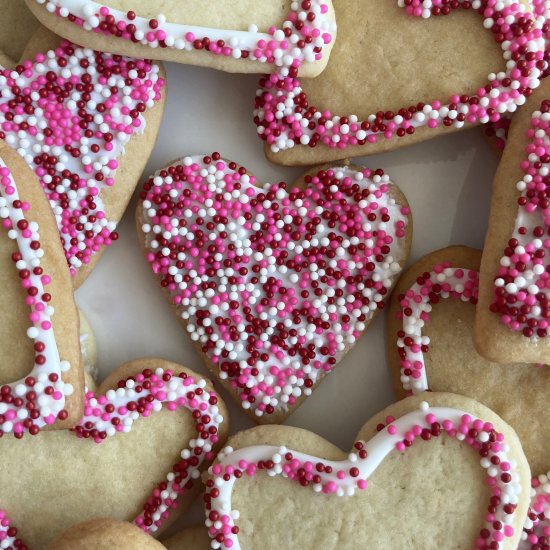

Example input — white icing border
[0,158,72,433]
[33,0,336,67]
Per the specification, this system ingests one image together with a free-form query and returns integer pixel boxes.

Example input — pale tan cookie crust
[210,393,530,549]
[0,358,229,548]
[1,8,167,288]
[78,308,98,379]
[162,525,210,550]
[24,0,336,77]
[135,160,413,424]
[476,78,550,364]
[387,246,550,475]
[265,0,507,166]
[49,518,166,550]
[0,0,41,66]
[0,141,84,428]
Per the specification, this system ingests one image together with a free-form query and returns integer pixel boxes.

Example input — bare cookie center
[104,0,291,32]
[0,407,195,547]
[301,1,505,117]
[233,436,488,549]
[0,1,40,67]
[424,299,550,475]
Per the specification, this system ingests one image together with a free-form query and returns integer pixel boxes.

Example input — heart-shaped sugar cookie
[0,17,166,287]
[476,76,550,363]
[386,246,550,548]
[254,0,546,166]
[49,519,166,550]
[0,141,83,433]
[136,154,412,423]
[0,358,228,548]
[203,393,530,549]
[24,0,336,77]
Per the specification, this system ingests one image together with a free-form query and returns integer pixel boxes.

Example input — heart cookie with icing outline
[0,14,166,287]
[254,0,546,166]
[476,76,550,363]
[0,140,83,433]
[49,519,166,550]
[136,154,412,423]
[386,246,550,548]
[24,0,336,77]
[0,358,229,548]
[202,393,530,549]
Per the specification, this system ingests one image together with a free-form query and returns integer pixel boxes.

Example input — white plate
[75,61,500,533]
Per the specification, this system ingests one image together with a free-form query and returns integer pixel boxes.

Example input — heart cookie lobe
[203,393,531,549]
[0,359,229,548]
[24,0,336,77]
[49,519,165,550]
[0,31,165,287]
[476,77,550,363]
[137,154,412,423]
[254,0,546,166]
[386,246,550,549]
[0,141,83,435]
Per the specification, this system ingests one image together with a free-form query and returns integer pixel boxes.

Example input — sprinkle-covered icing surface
[491,99,550,338]
[485,117,512,151]
[484,0,550,151]
[31,0,335,68]
[0,159,73,437]
[254,0,546,153]
[0,40,164,275]
[0,367,225,547]
[521,473,550,549]
[204,401,523,550]
[139,153,410,418]
[395,262,550,550]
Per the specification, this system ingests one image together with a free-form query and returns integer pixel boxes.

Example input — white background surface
[75,60,500,532]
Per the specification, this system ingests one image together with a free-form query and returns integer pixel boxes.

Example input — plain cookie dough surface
[0,0,40,66]
[49,519,166,550]
[387,246,550,476]
[266,0,507,165]
[210,393,530,549]
[163,526,210,549]
[78,309,98,381]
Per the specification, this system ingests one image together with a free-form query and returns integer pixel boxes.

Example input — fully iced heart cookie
[0,141,83,434]
[136,154,412,423]
[476,76,550,363]
[254,0,546,166]
[49,519,165,550]
[203,393,530,549]
[24,0,336,77]
[0,21,165,287]
[386,246,550,548]
[0,358,228,548]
